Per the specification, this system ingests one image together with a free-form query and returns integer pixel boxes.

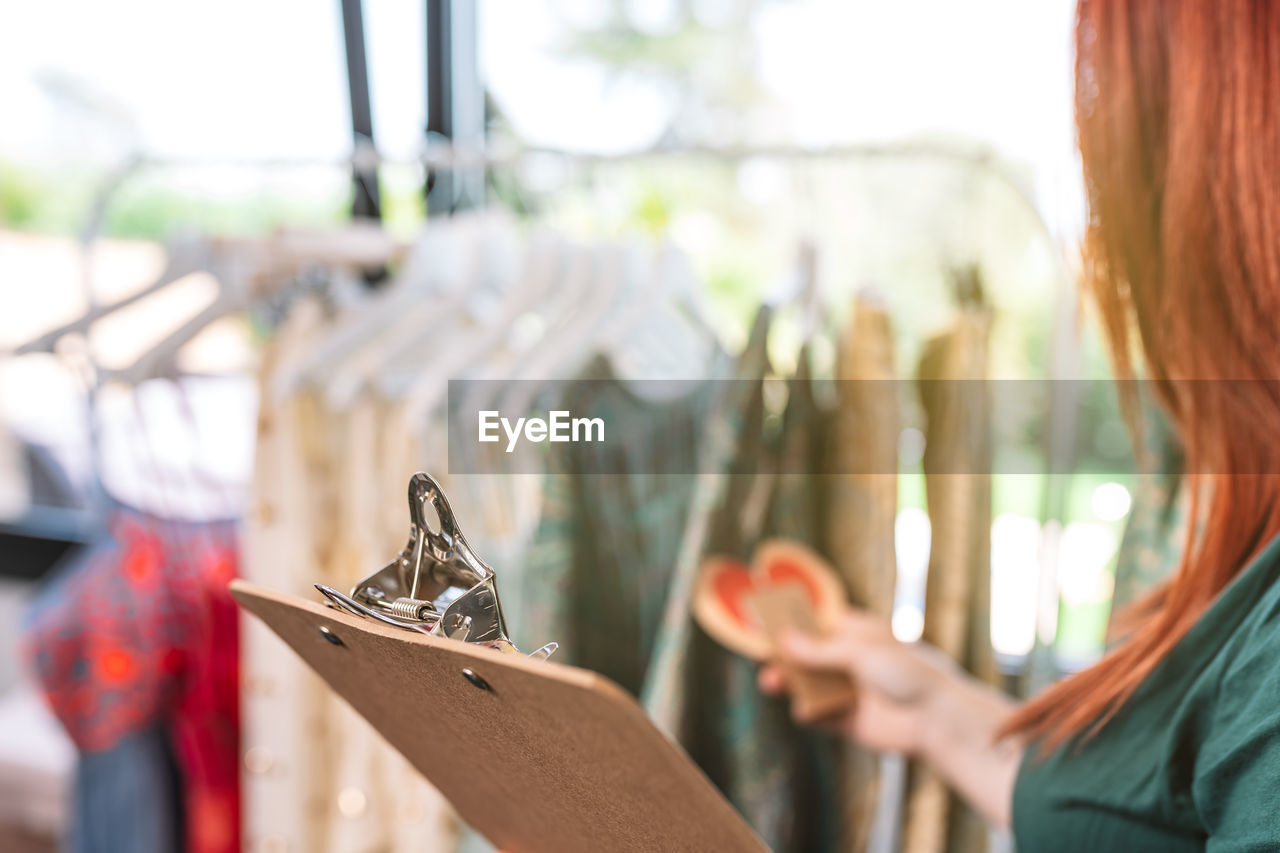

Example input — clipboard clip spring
[316,472,557,661]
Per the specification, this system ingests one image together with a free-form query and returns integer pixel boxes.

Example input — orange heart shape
[693,539,845,661]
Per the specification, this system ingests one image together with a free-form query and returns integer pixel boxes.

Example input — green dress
[1013,530,1280,851]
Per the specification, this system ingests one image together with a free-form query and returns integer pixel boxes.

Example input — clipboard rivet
[461,668,491,691]
[319,626,344,647]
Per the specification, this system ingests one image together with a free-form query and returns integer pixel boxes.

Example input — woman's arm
[760,610,1023,829]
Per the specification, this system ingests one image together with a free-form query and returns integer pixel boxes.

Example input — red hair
[1003,0,1280,751]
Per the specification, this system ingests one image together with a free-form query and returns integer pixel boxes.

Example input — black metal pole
[426,0,482,216]
[425,0,453,216]
[341,0,381,220]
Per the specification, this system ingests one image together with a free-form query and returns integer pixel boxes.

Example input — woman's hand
[759,607,1023,830]
[758,609,958,756]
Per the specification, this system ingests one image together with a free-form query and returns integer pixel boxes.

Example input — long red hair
[1003,0,1280,751]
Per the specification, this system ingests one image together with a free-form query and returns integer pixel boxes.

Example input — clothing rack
[138,138,1019,170]
[131,138,1048,237]
[0,506,97,582]
[336,0,483,219]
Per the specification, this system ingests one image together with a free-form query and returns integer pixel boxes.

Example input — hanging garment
[677,339,846,853]
[23,508,240,853]
[637,308,775,735]
[826,295,899,617]
[824,294,900,853]
[763,348,846,853]
[902,304,994,853]
[240,302,332,853]
[521,352,726,695]
[681,323,795,847]
[241,301,458,853]
[69,725,184,853]
[528,305,851,852]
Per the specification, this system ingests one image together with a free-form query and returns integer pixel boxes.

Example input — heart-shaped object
[693,539,845,661]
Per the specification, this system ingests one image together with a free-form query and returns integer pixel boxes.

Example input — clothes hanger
[492,241,616,421]
[522,240,629,377]
[270,220,467,402]
[474,152,626,419]
[602,241,721,397]
[749,237,820,374]
[323,216,507,411]
[778,161,824,363]
[14,225,400,363]
[396,232,567,430]
[439,233,568,445]
[14,234,214,356]
[271,226,454,399]
[109,239,269,385]
[436,231,568,431]
[793,238,822,343]
[658,236,719,346]
[345,212,519,413]
[113,228,404,387]
[505,237,596,373]
[657,243,722,377]
[595,240,667,379]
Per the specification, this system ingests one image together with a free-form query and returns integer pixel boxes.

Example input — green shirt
[1014,532,1280,851]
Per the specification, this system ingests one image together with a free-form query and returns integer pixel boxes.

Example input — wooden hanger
[347,213,520,413]
[424,231,567,430]
[268,223,459,402]
[493,240,619,421]
[116,226,405,386]
[16,225,404,387]
[321,219,498,410]
[13,234,213,357]
[602,241,721,396]
[435,232,575,482]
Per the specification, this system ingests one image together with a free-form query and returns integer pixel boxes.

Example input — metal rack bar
[425,0,483,216]
[340,0,382,220]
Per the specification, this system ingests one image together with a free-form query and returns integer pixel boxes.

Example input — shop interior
[0,2,1155,852]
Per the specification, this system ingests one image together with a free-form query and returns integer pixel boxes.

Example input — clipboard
[233,580,767,853]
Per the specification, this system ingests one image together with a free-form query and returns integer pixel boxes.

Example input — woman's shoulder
[1192,541,1280,845]
[1224,532,1280,647]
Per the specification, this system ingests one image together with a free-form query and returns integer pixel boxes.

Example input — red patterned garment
[24,509,241,853]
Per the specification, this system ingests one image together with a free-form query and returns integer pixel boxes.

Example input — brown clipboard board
[232,580,767,853]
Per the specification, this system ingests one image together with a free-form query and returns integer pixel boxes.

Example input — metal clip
[316,472,556,660]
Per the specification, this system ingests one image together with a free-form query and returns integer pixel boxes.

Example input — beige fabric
[242,302,329,853]
[826,296,900,853]
[901,306,994,853]
[241,303,457,853]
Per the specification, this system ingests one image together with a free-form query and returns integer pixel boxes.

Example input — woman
[765,0,1280,848]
